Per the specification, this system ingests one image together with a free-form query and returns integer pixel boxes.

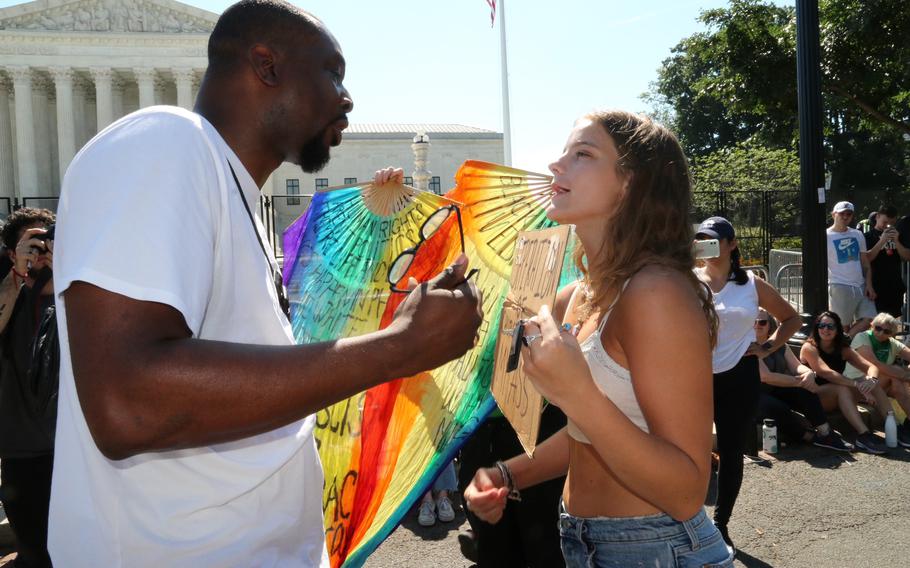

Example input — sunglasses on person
[873,325,894,335]
[387,205,465,293]
[755,319,769,326]
[816,322,836,331]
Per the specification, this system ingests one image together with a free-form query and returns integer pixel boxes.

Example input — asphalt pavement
[367,441,910,568]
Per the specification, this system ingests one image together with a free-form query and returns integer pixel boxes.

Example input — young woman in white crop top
[464,111,732,567]
[694,216,800,553]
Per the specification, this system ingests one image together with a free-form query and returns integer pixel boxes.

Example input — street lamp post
[411,131,431,193]
[796,0,828,319]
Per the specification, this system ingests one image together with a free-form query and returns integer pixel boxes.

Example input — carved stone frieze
[0,0,216,34]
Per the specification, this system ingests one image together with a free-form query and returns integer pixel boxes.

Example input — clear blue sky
[2,0,790,173]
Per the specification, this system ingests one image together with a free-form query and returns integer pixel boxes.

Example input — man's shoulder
[70,106,213,173]
[83,106,207,153]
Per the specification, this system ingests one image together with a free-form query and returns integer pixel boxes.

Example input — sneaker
[898,424,910,448]
[417,500,436,527]
[812,431,853,452]
[854,432,887,455]
[436,495,456,522]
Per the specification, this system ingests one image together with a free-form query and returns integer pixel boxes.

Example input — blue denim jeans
[432,461,457,492]
[558,502,733,568]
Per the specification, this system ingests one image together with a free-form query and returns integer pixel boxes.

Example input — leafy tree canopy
[649,0,910,197]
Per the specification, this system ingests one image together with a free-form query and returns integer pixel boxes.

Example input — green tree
[649,0,910,202]
[690,143,801,264]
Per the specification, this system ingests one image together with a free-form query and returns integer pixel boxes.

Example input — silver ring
[523,334,541,346]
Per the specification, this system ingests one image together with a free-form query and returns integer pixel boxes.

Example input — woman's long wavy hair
[573,110,718,347]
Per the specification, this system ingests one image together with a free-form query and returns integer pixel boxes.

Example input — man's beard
[298,127,331,173]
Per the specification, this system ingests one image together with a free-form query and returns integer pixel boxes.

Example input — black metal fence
[259,193,315,262]
[691,188,802,266]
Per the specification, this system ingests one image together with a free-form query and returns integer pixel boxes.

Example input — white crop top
[565,282,650,444]
[699,269,758,374]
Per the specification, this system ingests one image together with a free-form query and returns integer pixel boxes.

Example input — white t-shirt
[49,107,329,567]
[827,227,867,287]
[702,270,759,373]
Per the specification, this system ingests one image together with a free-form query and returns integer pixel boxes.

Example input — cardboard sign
[491,225,571,456]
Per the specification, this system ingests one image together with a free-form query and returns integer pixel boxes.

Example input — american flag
[486,0,496,26]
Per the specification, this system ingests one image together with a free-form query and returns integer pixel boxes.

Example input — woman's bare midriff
[562,438,662,518]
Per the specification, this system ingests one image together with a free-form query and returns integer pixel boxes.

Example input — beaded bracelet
[494,460,522,501]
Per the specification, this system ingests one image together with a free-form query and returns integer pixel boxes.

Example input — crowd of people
[0,1,907,567]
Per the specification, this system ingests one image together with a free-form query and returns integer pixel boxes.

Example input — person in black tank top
[754,310,850,452]
[799,311,889,454]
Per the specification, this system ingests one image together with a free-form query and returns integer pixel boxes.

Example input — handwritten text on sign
[491,225,570,456]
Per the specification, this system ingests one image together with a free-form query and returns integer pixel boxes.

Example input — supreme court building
[0,0,504,252]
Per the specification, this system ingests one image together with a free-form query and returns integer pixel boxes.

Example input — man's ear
[248,44,279,87]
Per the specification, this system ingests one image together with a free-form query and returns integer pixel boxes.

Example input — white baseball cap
[832,201,854,214]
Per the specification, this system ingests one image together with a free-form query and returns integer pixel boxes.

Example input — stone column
[191,72,202,106]
[32,78,53,195]
[72,78,88,148]
[9,66,37,199]
[173,68,195,110]
[50,67,76,181]
[0,80,15,201]
[90,67,114,131]
[111,77,125,122]
[135,67,156,108]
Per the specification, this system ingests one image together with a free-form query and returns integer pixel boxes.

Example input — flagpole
[498,0,512,165]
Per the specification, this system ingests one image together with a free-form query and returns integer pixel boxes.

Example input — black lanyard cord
[227,162,291,321]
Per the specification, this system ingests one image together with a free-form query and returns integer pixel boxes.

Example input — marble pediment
[0,0,218,33]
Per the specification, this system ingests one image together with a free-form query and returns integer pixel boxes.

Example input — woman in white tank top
[464,111,732,567]
[694,216,801,553]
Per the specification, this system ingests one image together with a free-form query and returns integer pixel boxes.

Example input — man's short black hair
[207,0,322,71]
[1,207,55,251]
[877,204,898,218]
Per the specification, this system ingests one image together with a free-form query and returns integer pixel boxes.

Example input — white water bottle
[885,411,898,448]
[762,419,779,454]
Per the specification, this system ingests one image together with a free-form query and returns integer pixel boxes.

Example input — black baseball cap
[696,216,735,240]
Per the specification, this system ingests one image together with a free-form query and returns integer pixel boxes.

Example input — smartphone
[34,224,55,243]
[694,238,720,259]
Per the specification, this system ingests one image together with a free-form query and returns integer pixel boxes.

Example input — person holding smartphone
[0,207,57,568]
[694,216,801,554]
[863,204,909,318]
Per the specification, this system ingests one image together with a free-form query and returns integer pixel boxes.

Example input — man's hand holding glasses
[386,253,484,377]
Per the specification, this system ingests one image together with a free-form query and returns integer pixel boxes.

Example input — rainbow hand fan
[282,161,577,568]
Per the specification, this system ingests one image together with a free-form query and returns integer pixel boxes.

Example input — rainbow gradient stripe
[283,161,576,567]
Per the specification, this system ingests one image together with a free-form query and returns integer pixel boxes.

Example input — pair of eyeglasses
[755,319,769,326]
[817,322,836,331]
[873,325,894,335]
[387,204,465,293]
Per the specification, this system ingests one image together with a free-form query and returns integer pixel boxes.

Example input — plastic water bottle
[762,419,779,454]
[885,411,898,448]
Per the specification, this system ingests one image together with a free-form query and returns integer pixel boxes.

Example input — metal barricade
[745,265,769,281]
[775,263,804,313]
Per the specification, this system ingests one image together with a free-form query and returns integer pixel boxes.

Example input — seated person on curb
[843,312,910,447]
[800,311,890,455]
[755,309,851,452]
